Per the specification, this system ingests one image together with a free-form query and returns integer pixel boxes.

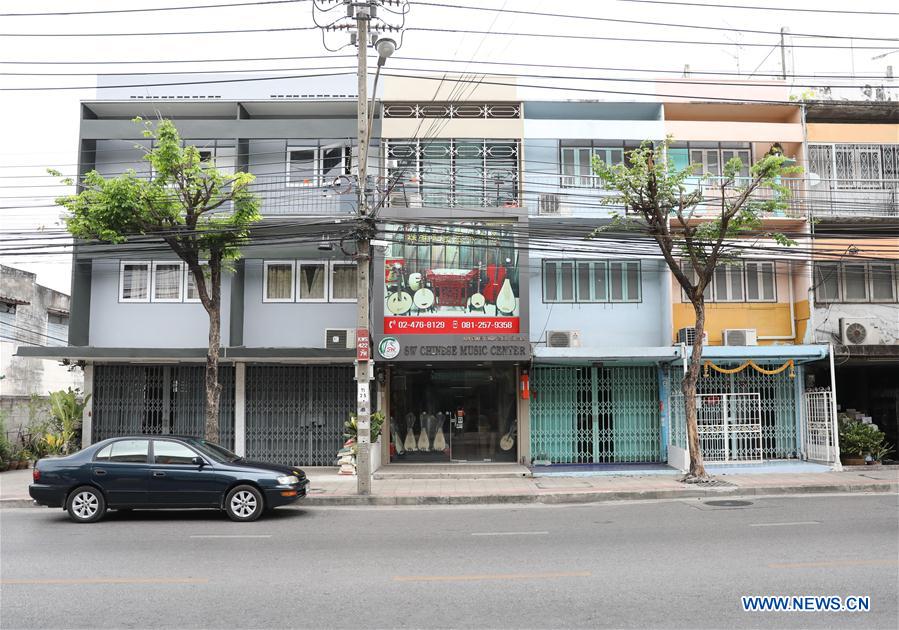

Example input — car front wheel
[225,485,263,522]
[66,486,106,523]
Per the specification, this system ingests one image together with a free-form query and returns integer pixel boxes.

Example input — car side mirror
[192,457,206,467]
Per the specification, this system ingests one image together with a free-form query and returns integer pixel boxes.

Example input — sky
[1,0,897,293]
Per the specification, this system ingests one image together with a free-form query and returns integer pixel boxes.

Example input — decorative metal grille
[807,143,899,217]
[696,393,763,463]
[530,366,662,464]
[668,365,798,459]
[92,364,235,448]
[385,139,519,208]
[244,365,355,466]
[383,102,521,119]
[803,388,837,463]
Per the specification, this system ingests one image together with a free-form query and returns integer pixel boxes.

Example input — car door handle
[94,469,107,476]
[152,472,166,478]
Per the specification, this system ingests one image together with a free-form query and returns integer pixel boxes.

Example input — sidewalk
[2,466,896,508]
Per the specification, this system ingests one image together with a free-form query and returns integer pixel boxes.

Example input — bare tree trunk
[203,260,222,443]
[682,299,708,479]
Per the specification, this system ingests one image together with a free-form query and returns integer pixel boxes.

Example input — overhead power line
[613,0,899,16]
[412,1,899,42]
[403,26,899,50]
[0,1,309,17]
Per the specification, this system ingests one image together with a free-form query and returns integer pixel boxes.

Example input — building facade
[22,74,886,472]
[1,265,83,430]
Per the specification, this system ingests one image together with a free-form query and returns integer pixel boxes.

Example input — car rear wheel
[225,485,263,522]
[66,486,106,523]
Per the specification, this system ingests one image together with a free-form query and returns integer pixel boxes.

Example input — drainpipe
[757,261,797,341]
[828,343,843,471]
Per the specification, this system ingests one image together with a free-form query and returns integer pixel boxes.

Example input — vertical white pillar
[81,363,93,449]
[234,362,246,456]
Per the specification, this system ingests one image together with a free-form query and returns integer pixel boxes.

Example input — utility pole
[354,2,372,495]
[314,1,404,494]
[779,27,789,81]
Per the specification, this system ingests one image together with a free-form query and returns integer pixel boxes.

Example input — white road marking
[189,535,272,539]
[749,521,820,527]
[470,531,549,536]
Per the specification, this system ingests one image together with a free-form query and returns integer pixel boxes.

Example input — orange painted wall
[813,237,899,261]
[672,302,803,345]
[806,123,899,143]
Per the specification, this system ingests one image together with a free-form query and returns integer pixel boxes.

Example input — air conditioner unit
[840,318,880,345]
[325,328,356,350]
[537,193,571,216]
[547,330,581,348]
[723,328,758,346]
[676,327,708,346]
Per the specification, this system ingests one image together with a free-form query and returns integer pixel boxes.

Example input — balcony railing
[252,174,357,216]
[804,178,898,218]
[523,175,618,216]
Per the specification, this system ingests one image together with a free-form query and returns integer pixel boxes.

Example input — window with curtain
[153,262,183,301]
[264,262,294,301]
[298,262,327,301]
[330,263,357,301]
[745,261,776,302]
[814,262,841,303]
[609,261,641,302]
[120,262,150,302]
[713,264,745,302]
[545,260,639,303]
[842,263,869,302]
[184,262,208,302]
[870,263,897,302]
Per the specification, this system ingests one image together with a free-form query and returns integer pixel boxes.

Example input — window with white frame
[682,260,776,303]
[810,143,899,190]
[263,261,295,302]
[330,263,357,302]
[184,262,208,303]
[560,143,626,188]
[744,261,777,302]
[262,260,356,303]
[119,262,151,302]
[152,261,184,302]
[297,261,328,302]
[814,261,898,304]
[544,259,640,303]
[287,145,348,187]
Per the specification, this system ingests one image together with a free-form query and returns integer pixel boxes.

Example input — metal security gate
[92,364,235,448]
[669,366,797,459]
[803,389,837,463]
[696,393,763,463]
[245,365,354,466]
[530,366,662,464]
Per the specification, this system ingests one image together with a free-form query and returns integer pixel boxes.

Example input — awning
[533,344,829,365]
[534,346,682,365]
[15,346,356,363]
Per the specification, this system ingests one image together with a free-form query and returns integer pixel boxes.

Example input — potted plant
[839,419,892,465]
[337,411,385,475]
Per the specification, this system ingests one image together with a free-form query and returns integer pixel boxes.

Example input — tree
[592,139,798,480]
[54,119,261,442]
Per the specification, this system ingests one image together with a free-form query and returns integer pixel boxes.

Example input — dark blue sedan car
[30,436,309,523]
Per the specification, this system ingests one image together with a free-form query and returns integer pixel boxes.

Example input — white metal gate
[696,393,763,463]
[803,389,838,464]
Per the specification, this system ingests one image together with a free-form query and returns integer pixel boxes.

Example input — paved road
[1,494,896,629]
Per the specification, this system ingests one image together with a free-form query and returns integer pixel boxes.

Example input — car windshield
[189,439,242,463]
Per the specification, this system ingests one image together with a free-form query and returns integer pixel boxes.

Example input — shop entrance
[388,365,517,463]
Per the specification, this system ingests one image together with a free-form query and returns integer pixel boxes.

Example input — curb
[3,483,895,510]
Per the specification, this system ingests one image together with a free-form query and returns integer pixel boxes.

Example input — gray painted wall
[528,257,669,348]
[88,259,231,348]
[242,259,357,348]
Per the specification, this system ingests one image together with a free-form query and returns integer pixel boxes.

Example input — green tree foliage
[592,139,799,479]
[54,119,261,442]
